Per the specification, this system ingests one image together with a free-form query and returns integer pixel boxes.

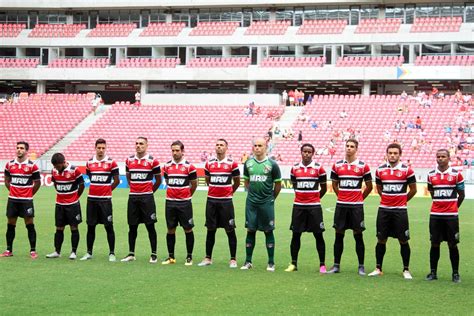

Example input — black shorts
[55,203,82,227]
[127,194,157,225]
[333,205,366,232]
[376,209,410,241]
[166,200,194,230]
[290,205,325,233]
[6,199,35,218]
[205,198,236,230]
[430,215,460,244]
[87,199,113,226]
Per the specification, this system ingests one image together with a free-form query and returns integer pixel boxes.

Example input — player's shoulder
[208,157,218,163]
[358,160,367,166]
[428,169,437,176]
[127,155,135,161]
[377,163,389,170]
[334,159,344,166]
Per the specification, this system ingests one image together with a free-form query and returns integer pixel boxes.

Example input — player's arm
[320,182,327,199]
[4,174,11,191]
[232,176,240,193]
[190,179,198,196]
[362,180,373,199]
[152,174,162,193]
[31,167,41,195]
[273,181,281,199]
[32,179,41,195]
[376,184,383,198]
[244,179,249,189]
[457,189,465,208]
[77,182,85,198]
[406,182,417,202]
[76,171,85,198]
[332,180,339,196]
[205,176,210,186]
[189,165,198,196]
[456,176,465,208]
[111,174,120,191]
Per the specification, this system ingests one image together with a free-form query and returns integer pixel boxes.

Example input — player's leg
[122,198,139,261]
[199,199,217,266]
[226,228,237,268]
[145,223,158,263]
[352,206,366,275]
[241,200,257,269]
[82,199,97,260]
[179,201,195,265]
[22,201,37,257]
[102,200,116,260]
[369,209,387,276]
[221,200,238,267]
[447,217,460,283]
[258,200,276,271]
[286,205,302,271]
[47,204,67,258]
[162,201,178,264]
[70,225,80,260]
[68,203,82,260]
[328,206,347,273]
[143,195,158,263]
[426,216,441,281]
[1,214,18,256]
[311,206,326,272]
[397,211,412,279]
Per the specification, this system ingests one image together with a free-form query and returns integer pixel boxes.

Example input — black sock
[86,225,96,254]
[26,224,36,252]
[334,233,345,265]
[290,232,302,265]
[128,225,138,254]
[166,233,176,258]
[145,223,157,254]
[314,232,326,266]
[205,230,216,258]
[354,233,365,265]
[226,230,237,260]
[105,225,115,254]
[54,230,64,253]
[400,243,411,270]
[71,229,80,253]
[430,245,440,274]
[449,245,459,274]
[185,231,194,259]
[375,243,386,269]
[6,224,15,252]
[245,231,256,263]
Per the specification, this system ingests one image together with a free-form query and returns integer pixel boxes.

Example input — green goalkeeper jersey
[243,157,281,204]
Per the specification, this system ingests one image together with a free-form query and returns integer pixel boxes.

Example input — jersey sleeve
[456,172,465,190]
[363,164,372,182]
[272,160,282,182]
[86,161,91,178]
[51,170,56,184]
[231,161,240,177]
[243,161,249,180]
[319,166,327,183]
[31,163,40,181]
[4,162,10,177]
[152,158,161,175]
[111,160,119,177]
[375,168,382,185]
[406,168,416,184]
[74,168,84,185]
[290,166,296,183]
[427,174,433,192]
[330,164,338,181]
[163,165,168,180]
[125,158,130,173]
[188,164,197,181]
[204,161,210,177]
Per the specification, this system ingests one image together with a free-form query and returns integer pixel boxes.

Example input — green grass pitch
[0,187,473,314]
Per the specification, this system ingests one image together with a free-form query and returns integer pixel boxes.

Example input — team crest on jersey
[23,166,29,172]
[66,173,71,178]
[188,218,194,225]
[76,214,81,221]
[181,167,186,171]
[447,176,454,181]
[150,213,156,220]
[223,165,229,169]
[320,222,325,230]
[360,221,365,228]
[26,208,33,215]
[11,165,17,170]
[263,165,272,174]
[310,169,316,175]
[396,171,403,177]
[354,167,360,173]
[107,215,113,222]
[143,161,148,166]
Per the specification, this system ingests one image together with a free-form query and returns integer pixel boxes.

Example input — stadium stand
[0,94,94,159]
[28,24,86,38]
[354,18,401,33]
[245,20,291,35]
[410,17,462,32]
[297,19,347,35]
[63,104,282,162]
[336,56,404,67]
[187,57,251,68]
[189,21,240,36]
[87,23,136,37]
[116,57,180,68]
[274,94,471,168]
[260,56,325,67]
[0,58,39,68]
[415,55,474,66]
[48,58,110,68]
[139,22,186,37]
[0,23,25,37]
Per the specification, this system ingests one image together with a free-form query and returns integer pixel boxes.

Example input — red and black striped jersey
[4,159,40,201]
[375,162,416,211]
[290,161,326,206]
[52,163,84,205]
[427,167,464,216]
[331,159,372,206]
[163,159,197,201]
[86,156,119,200]
[205,157,240,200]
[125,154,161,195]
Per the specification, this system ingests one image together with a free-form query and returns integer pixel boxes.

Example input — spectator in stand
[275,153,283,162]
[255,106,262,115]
[248,102,255,116]
[411,138,419,151]
[400,90,408,101]
[310,120,318,129]
[241,152,249,164]
[415,116,422,129]
[299,90,305,106]
[306,94,313,105]
[282,90,288,106]
[384,130,391,142]
[329,147,336,159]
[431,87,439,99]
[200,151,209,163]
[267,128,273,140]
[274,126,281,138]
[288,90,295,106]
[394,120,402,133]
[339,109,348,119]
[135,91,141,104]
[454,89,463,104]
[444,125,452,134]
[297,130,303,145]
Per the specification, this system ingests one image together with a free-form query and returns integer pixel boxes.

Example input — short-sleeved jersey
[290,161,326,206]
[125,154,161,195]
[205,157,240,200]
[331,159,372,207]
[4,159,41,201]
[163,159,197,201]
[243,157,282,204]
[427,167,464,216]
[86,155,119,200]
[375,162,416,211]
[52,163,84,205]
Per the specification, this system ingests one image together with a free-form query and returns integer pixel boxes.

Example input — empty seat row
[245,20,291,35]
[140,22,186,36]
[415,55,474,66]
[87,23,136,37]
[187,57,251,68]
[411,17,462,32]
[0,23,26,37]
[355,18,401,34]
[116,57,180,68]
[28,24,86,37]
[189,21,240,36]
[260,56,325,67]
[336,56,404,67]
[297,19,347,34]
[48,58,110,68]
[0,58,39,68]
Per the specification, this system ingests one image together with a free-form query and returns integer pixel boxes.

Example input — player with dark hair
[368,143,417,279]
[80,138,120,262]
[327,139,372,275]
[1,141,41,259]
[121,137,162,263]
[162,140,198,266]
[426,149,465,283]
[46,153,85,259]
[285,143,327,273]
[198,139,240,268]
[241,137,282,271]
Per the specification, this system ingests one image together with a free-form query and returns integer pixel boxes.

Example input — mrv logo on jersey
[210,176,229,183]
[340,180,359,187]
[434,189,453,197]
[91,175,109,182]
[131,173,148,180]
[297,181,315,189]
[383,184,403,192]
[168,178,185,185]
[11,177,28,185]
[250,175,267,182]
[56,184,72,191]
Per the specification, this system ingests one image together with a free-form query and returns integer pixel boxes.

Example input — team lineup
[1,137,465,283]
